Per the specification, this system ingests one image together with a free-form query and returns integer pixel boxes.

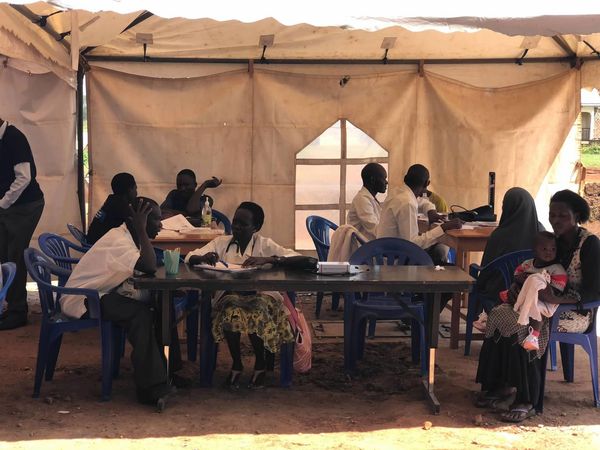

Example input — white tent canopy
[1,1,600,247]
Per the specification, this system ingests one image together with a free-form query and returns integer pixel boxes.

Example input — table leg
[160,290,172,378]
[450,245,466,349]
[199,291,215,387]
[423,292,441,414]
[342,291,354,374]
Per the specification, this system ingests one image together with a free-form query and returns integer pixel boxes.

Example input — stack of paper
[160,214,194,232]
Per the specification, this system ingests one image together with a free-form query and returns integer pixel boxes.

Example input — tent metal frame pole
[84,55,589,65]
[76,66,86,231]
[10,4,70,51]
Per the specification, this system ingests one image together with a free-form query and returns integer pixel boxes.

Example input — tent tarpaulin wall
[86,67,253,230]
[4,1,600,249]
[87,65,579,248]
[0,64,79,239]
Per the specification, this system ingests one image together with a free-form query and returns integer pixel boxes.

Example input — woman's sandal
[475,392,505,408]
[247,370,266,390]
[500,405,536,423]
[224,370,242,391]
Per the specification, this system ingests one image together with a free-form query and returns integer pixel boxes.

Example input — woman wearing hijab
[475,187,544,312]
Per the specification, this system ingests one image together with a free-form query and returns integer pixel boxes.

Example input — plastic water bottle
[201,198,212,228]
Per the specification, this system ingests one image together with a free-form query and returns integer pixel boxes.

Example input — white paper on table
[161,214,194,231]
[193,262,258,273]
[461,224,476,230]
[155,229,181,238]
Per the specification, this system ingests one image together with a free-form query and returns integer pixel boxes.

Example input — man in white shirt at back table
[377,164,462,265]
[347,163,388,241]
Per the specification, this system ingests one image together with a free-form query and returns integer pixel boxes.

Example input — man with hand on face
[0,118,44,330]
[60,198,179,411]
[377,164,462,265]
[347,163,388,241]
[161,169,222,221]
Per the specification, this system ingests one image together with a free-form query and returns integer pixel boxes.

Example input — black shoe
[247,370,266,390]
[223,370,242,391]
[156,385,177,413]
[0,312,27,330]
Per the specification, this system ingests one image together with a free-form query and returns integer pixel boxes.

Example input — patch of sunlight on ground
[2,425,600,450]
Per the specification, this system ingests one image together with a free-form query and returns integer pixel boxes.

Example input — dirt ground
[1,291,599,450]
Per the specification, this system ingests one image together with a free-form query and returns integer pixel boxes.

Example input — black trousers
[0,198,44,314]
[100,293,176,391]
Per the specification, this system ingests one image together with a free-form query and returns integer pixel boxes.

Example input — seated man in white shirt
[60,198,177,411]
[377,164,462,264]
[347,163,388,241]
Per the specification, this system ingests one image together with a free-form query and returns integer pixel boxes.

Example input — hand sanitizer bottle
[201,198,212,228]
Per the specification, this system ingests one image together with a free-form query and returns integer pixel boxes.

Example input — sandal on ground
[475,392,504,408]
[247,370,266,390]
[223,370,242,391]
[489,396,515,412]
[500,405,536,423]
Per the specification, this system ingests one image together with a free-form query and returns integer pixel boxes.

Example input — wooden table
[133,264,474,414]
[441,226,495,349]
[151,229,224,254]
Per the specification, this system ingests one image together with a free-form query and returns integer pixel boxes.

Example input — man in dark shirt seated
[161,169,221,224]
[87,173,137,245]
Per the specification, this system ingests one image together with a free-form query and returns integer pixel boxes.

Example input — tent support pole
[76,66,86,231]
[84,55,592,65]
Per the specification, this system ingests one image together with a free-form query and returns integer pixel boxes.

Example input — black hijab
[477,187,543,307]
[481,187,542,266]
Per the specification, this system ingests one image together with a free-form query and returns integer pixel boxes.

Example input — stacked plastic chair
[24,249,122,401]
[0,262,17,313]
[67,223,91,250]
[38,233,89,286]
[347,238,433,375]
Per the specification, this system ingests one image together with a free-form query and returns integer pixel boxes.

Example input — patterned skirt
[212,292,294,353]
[485,303,549,360]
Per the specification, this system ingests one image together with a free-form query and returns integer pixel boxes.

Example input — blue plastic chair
[67,223,91,250]
[537,300,600,411]
[199,291,296,388]
[348,238,433,374]
[0,262,17,313]
[154,247,200,361]
[24,248,122,401]
[306,215,341,317]
[464,249,534,356]
[38,233,89,285]
[211,209,232,235]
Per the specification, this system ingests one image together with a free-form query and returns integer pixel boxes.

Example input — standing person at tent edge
[0,118,45,330]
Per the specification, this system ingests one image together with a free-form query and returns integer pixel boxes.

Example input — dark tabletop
[132,264,474,293]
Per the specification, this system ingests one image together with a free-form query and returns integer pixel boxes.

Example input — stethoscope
[225,233,257,255]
